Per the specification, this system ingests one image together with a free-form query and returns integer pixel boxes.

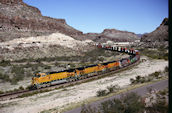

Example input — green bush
[107,86,114,93]
[26,85,32,90]
[149,71,161,78]
[11,66,24,75]
[96,89,107,97]
[154,71,161,78]
[140,77,146,83]
[136,76,141,82]
[10,78,18,85]
[54,62,59,66]
[44,65,51,69]
[19,86,24,90]
[0,72,10,82]
[98,57,104,62]
[107,85,120,93]
[164,66,168,72]
[0,60,11,66]
[0,90,4,94]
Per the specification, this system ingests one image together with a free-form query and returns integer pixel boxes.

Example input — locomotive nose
[31,77,34,85]
[32,77,36,85]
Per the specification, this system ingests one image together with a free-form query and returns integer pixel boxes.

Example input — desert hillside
[141,18,168,42]
[0,32,94,61]
[0,0,83,42]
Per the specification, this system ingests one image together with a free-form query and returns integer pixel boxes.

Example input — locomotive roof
[47,68,76,74]
[75,64,98,70]
[102,60,116,65]
[76,67,85,70]
[84,64,98,68]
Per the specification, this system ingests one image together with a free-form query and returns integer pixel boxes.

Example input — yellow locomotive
[31,61,121,88]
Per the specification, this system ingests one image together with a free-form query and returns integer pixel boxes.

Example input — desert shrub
[31,65,38,71]
[35,58,42,63]
[19,86,24,90]
[98,57,104,62]
[11,65,24,75]
[107,85,114,93]
[13,88,19,92]
[23,62,32,68]
[44,65,51,69]
[140,77,146,83]
[107,85,120,93]
[130,78,135,84]
[164,66,168,72]
[54,62,59,66]
[159,89,167,96]
[96,89,107,97]
[0,90,4,94]
[10,78,18,85]
[154,71,161,78]
[146,77,152,82]
[136,75,141,82]
[68,63,75,68]
[0,72,10,82]
[0,60,11,66]
[25,85,32,90]
[149,71,161,78]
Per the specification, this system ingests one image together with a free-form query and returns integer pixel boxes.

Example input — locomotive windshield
[33,74,41,78]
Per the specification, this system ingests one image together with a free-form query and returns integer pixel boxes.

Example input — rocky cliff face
[141,18,168,42]
[0,0,83,42]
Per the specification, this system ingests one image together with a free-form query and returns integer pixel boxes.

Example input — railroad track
[0,59,140,101]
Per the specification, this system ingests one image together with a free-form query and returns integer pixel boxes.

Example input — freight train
[31,44,140,89]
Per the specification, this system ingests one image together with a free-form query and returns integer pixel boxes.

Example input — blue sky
[23,0,168,34]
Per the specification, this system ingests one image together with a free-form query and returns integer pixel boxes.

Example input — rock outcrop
[141,18,168,42]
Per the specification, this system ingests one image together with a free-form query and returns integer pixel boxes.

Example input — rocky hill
[83,29,139,43]
[141,18,168,42]
[0,0,83,42]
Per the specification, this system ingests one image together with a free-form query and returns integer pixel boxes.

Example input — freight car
[31,44,140,89]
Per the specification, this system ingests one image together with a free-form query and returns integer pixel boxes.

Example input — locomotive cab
[32,73,46,86]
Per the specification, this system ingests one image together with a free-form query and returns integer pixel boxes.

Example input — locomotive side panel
[83,66,98,74]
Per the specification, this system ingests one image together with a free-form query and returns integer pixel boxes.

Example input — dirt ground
[0,56,168,113]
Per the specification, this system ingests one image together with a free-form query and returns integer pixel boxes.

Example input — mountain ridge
[141,18,168,42]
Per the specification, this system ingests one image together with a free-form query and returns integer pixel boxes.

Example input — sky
[23,0,168,34]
